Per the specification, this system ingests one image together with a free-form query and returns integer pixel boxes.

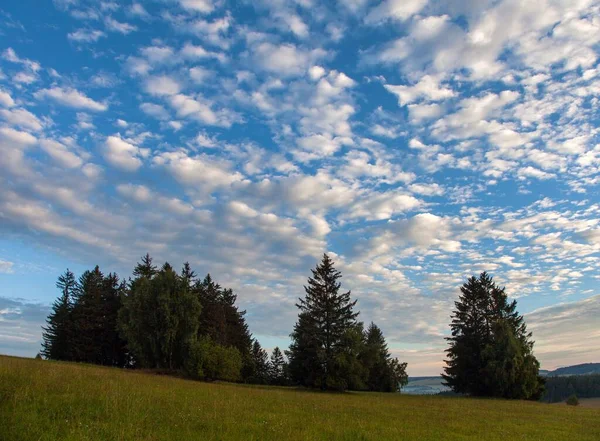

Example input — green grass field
[1,355,598,441]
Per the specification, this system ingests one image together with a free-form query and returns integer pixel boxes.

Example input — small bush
[566,394,579,406]
[35,353,43,360]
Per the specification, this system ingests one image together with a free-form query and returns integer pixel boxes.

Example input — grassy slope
[1,356,598,441]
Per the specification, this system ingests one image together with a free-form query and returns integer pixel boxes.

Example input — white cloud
[143,75,182,96]
[103,135,148,171]
[0,108,44,131]
[39,139,83,168]
[252,42,326,77]
[0,90,16,108]
[178,0,214,13]
[68,29,106,42]
[105,17,137,34]
[365,0,428,25]
[153,150,244,189]
[140,102,170,120]
[384,75,454,105]
[34,87,108,111]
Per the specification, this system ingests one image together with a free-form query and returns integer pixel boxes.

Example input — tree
[249,340,270,384]
[195,275,254,381]
[268,347,286,386]
[133,253,157,279]
[360,323,408,392]
[70,266,106,364]
[288,254,359,391]
[41,269,75,360]
[119,259,201,370]
[442,272,544,399]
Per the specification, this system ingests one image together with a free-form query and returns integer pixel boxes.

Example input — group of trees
[287,254,408,391]
[43,255,262,382]
[442,272,545,400]
[41,267,127,366]
[42,253,407,390]
[42,254,546,399]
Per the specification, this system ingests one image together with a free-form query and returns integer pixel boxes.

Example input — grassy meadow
[1,355,598,441]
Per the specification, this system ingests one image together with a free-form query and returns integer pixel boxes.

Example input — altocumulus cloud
[0,0,598,374]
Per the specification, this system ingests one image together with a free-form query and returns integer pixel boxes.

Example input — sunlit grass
[1,355,597,441]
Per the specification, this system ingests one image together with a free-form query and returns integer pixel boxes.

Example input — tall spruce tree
[442,272,544,399]
[70,266,105,364]
[288,254,359,391]
[41,269,76,360]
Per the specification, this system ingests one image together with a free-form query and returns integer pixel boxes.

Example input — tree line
[42,254,546,398]
[42,254,408,391]
[541,374,600,403]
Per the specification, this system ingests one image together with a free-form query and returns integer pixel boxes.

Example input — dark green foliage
[287,254,407,392]
[119,261,201,370]
[41,253,409,390]
[566,394,579,406]
[41,269,75,361]
[542,374,600,402]
[443,272,544,400]
[288,254,360,390]
[35,353,43,360]
[361,323,408,392]
[195,275,254,380]
[249,340,270,384]
[268,347,288,385]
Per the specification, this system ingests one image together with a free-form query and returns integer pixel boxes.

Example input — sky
[0,0,599,376]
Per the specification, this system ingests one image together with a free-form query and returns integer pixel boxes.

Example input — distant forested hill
[545,363,600,376]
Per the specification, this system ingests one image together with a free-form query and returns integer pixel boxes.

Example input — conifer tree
[268,347,286,385]
[442,272,544,399]
[288,254,359,390]
[249,340,270,384]
[196,275,254,380]
[70,266,105,364]
[41,269,75,360]
[133,253,157,279]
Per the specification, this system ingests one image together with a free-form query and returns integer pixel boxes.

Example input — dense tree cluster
[443,272,545,400]
[42,253,406,390]
[287,254,408,391]
[43,255,258,382]
[42,267,127,366]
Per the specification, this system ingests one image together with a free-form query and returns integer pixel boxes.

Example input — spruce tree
[41,269,75,360]
[288,254,359,390]
[250,340,269,384]
[133,253,157,279]
[360,322,408,392]
[442,272,544,399]
[195,275,254,380]
[268,347,286,385]
[70,266,105,364]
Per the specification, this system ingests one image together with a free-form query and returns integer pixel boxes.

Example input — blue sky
[0,0,599,375]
